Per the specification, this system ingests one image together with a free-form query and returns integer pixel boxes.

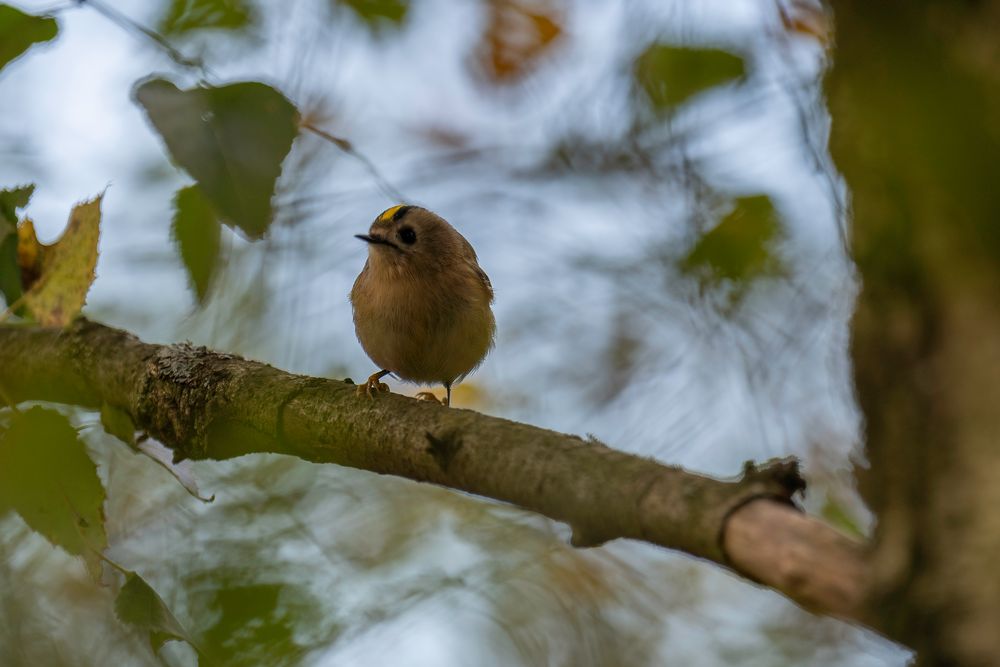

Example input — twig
[76,0,404,202]
[302,121,406,201]
[77,0,209,75]
[0,294,25,324]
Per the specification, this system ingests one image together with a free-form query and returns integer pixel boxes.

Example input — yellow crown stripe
[378,204,407,222]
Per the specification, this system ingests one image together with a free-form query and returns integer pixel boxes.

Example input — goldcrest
[350,205,495,406]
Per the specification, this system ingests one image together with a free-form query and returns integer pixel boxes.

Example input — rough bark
[828,0,1000,663]
[0,318,867,622]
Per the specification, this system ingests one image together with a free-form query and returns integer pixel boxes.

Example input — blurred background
[0,0,912,664]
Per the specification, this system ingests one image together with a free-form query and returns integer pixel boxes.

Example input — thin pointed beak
[356,234,400,251]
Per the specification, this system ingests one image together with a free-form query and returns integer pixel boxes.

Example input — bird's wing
[457,234,493,302]
[473,264,494,302]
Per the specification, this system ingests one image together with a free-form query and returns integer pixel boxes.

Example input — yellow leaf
[473,0,563,83]
[16,218,45,290]
[22,195,101,326]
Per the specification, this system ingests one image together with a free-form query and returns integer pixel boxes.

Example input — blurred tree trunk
[828,0,1000,664]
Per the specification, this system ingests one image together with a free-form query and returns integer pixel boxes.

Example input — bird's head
[356,205,473,273]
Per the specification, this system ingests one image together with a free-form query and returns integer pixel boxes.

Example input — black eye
[399,227,416,245]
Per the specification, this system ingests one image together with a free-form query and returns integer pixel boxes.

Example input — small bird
[350,205,495,407]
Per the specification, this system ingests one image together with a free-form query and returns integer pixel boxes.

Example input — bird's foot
[357,373,391,400]
[415,391,447,406]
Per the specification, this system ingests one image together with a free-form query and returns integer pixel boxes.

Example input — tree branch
[0,318,869,623]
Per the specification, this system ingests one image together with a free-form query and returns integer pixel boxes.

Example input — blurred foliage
[473,0,563,83]
[134,78,300,240]
[829,4,1000,273]
[172,184,222,304]
[0,0,897,664]
[0,4,57,72]
[820,497,864,541]
[680,195,785,296]
[100,402,138,448]
[0,183,33,306]
[115,569,199,654]
[591,308,642,405]
[159,0,257,35]
[194,580,322,666]
[16,219,42,288]
[334,0,409,29]
[0,407,107,576]
[634,43,745,111]
[18,195,102,326]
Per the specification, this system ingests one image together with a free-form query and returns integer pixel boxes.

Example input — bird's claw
[357,373,391,400]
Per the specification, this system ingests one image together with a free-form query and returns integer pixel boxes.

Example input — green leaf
[0,406,107,571]
[634,44,745,111]
[133,78,299,239]
[171,185,221,303]
[159,0,256,35]
[21,194,102,326]
[115,570,196,653]
[198,582,319,664]
[680,195,785,287]
[100,403,137,448]
[0,183,33,224]
[333,0,408,27]
[0,5,57,72]
[0,184,34,305]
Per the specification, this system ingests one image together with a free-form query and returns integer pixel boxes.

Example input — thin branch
[301,121,406,201]
[78,0,208,75]
[0,318,870,625]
